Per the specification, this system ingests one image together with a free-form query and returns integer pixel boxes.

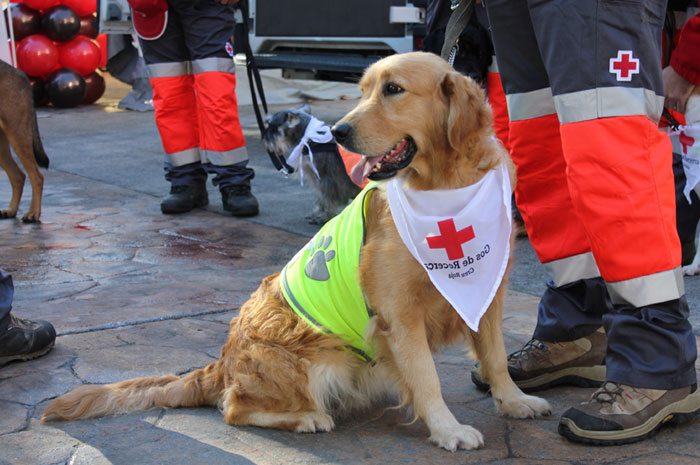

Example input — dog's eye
[384,82,404,96]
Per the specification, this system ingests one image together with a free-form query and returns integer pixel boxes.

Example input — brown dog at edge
[0,60,49,223]
[42,52,551,451]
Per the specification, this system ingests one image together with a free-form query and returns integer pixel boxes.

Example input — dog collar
[287,116,335,185]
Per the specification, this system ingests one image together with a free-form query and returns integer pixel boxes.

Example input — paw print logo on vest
[305,235,336,281]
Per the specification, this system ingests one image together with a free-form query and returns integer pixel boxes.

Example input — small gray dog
[262,104,360,224]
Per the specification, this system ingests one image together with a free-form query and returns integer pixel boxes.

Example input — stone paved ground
[0,75,699,465]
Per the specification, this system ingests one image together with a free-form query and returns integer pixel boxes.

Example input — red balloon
[79,13,97,38]
[16,34,59,77]
[22,0,60,11]
[60,0,95,17]
[58,35,100,76]
[81,69,105,104]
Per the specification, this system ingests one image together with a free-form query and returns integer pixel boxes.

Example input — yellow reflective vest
[281,185,377,361]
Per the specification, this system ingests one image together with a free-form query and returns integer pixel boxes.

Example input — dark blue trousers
[165,161,254,190]
[533,278,697,390]
[0,270,14,332]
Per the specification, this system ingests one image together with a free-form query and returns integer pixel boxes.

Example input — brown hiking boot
[471,327,607,392]
[559,382,700,445]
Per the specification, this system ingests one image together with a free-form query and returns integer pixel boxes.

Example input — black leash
[236,0,295,175]
[441,0,475,65]
[662,108,682,131]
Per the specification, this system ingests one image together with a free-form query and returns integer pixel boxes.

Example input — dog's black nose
[331,123,353,144]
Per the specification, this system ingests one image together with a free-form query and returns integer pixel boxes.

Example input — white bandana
[386,163,512,332]
[669,123,700,203]
[286,116,334,186]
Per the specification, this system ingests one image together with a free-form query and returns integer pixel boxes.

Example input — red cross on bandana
[609,50,640,82]
[426,219,475,260]
[680,131,696,155]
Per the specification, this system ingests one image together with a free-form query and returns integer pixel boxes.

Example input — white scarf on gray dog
[386,162,512,332]
[286,116,334,186]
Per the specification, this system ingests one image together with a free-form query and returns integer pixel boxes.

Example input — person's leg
[0,270,56,366]
[470,0,610,392]
[139,6,208,214]
[525,0,698,443]
[176,0,258,217]
[0,270,13,331]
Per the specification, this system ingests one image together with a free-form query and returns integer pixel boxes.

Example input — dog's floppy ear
[440,71,490,154]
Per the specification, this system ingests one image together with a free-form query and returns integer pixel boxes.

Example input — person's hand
[663,65,697,114]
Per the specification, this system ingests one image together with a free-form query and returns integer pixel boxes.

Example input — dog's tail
[42,360,222,422]
[31,109,49,169]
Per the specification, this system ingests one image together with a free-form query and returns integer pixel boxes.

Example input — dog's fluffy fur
[42,52,550,451]
[261,104,360,224]
[0,60,49,223]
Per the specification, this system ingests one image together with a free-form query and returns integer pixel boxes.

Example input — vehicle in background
[96,0,427,82]
[240,0,426,82]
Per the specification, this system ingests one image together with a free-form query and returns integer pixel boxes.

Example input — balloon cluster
[6,0,106,108]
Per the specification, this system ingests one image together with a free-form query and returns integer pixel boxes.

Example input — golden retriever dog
[43,52,551,451]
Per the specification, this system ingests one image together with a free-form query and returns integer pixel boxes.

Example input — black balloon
[45,68,86,108]
[41,5,80,42]
[9,3,42,42]
[79,13,98,39]
[28,76,49,107]
[82,70,105,104]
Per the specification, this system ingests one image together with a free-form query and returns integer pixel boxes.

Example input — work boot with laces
[221,185,259,217]
[0,315,56,366]
[559,381,700,445]
[471,327,607,392]
[160,184,209,214]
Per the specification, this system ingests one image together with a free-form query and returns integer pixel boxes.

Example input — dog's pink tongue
[350,156,382,186]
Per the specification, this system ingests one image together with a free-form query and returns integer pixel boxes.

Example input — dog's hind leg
[219,345,335,433]
[471,291,552,419]
[0,129,25,219]
[5,124,43,223]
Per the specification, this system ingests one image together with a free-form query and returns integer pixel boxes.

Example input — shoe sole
[558,388,700,445]
[222,203,259,217]
[0,340,55,367]
[472,365,606,393]
[161,198,209,214]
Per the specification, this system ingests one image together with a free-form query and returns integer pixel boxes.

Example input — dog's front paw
[0,209,17,219]
[294,411,335,433]
[429,424,484,451]
[497,393,551,419]
[21,214,40,223]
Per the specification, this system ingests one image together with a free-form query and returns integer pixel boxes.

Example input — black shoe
[221,185,259,217]
[0,315,56,366]
[161,185,209,214]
